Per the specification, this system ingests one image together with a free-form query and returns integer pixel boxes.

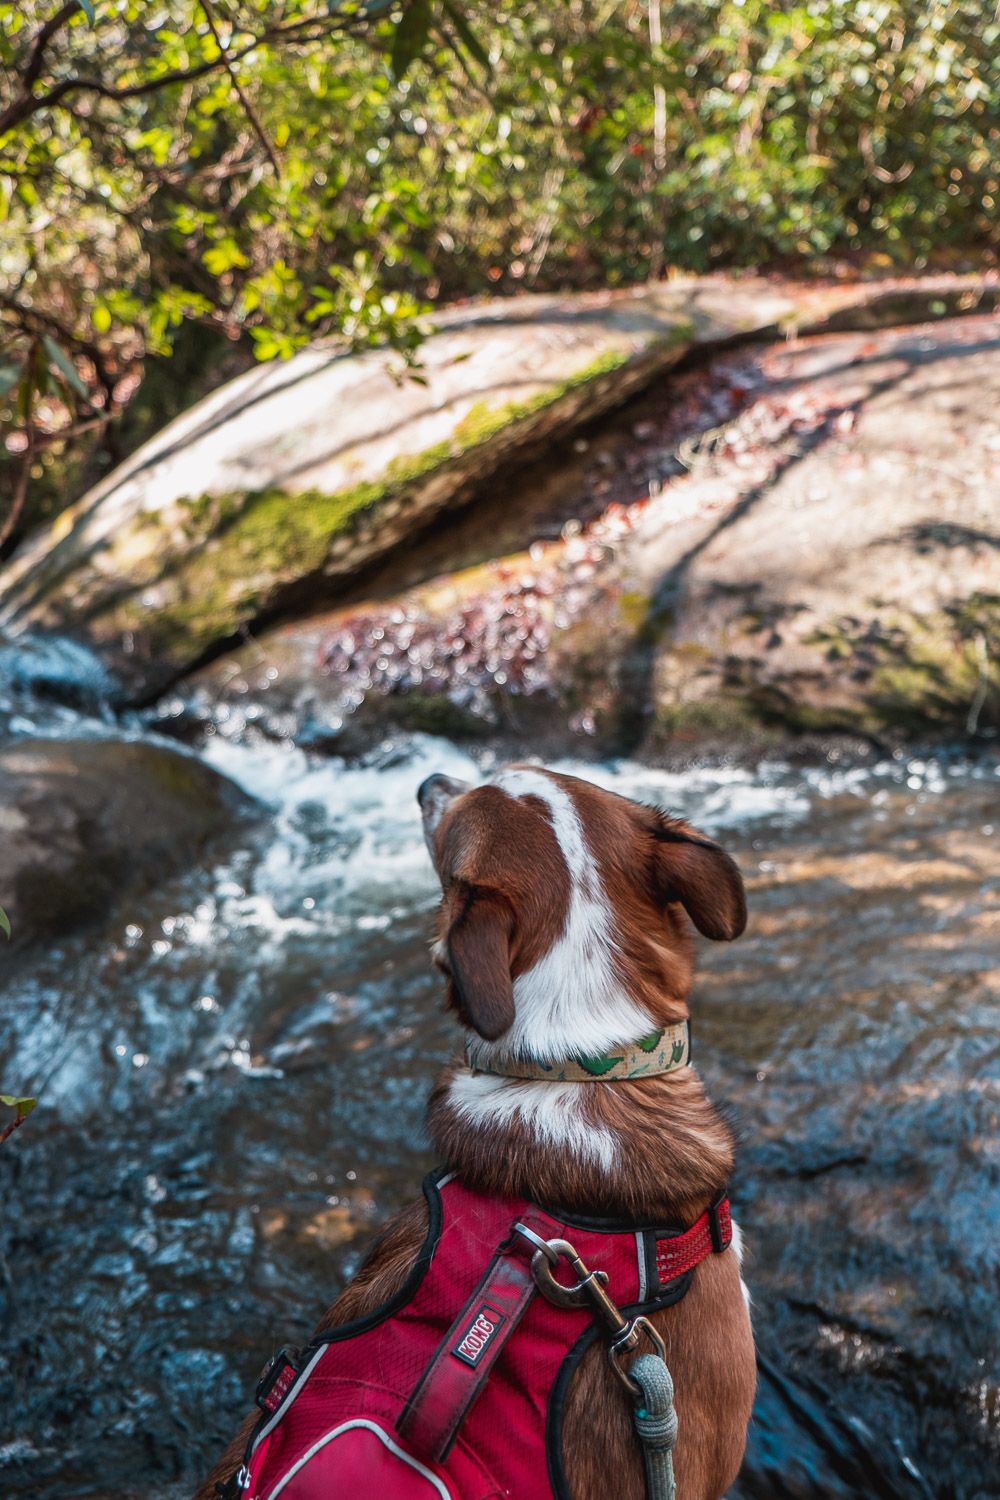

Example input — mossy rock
[0,287,708,697]
[8,274,993,701]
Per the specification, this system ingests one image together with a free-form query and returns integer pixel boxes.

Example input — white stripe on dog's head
[487,767,653,1060]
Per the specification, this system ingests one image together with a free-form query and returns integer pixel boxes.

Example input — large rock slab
[1,274,995,702]
[178,309,1000,753]
[629,311,1000,746]
[0,737,255,952]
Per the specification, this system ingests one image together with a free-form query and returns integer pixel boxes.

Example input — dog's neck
[465,1018,691,1082]
[426,1034,734,1226]
[424,766,738,1223]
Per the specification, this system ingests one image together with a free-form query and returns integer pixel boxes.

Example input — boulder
[628,311,1000,747]
[0,737,255,952]
[1,274,995,702]
[179,308,1000,755]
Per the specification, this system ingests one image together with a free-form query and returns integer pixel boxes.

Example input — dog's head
[417,765,745,1053]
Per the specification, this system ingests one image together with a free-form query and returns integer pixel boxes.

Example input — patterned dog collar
[465,1019,690,1082]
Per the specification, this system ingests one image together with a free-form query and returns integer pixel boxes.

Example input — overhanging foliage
[1,1,998,539]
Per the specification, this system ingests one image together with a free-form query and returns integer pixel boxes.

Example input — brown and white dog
[199,765,756,1499]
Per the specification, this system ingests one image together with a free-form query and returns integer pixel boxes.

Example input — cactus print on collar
[465,1020,690,1082]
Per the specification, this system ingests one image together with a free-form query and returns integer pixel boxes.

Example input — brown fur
[428,1066,735,1224]
[195,767,756,1500]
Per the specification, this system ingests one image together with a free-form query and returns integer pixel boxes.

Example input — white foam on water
[544,756,813,832]
[202,730,478,815]
[198,733,482,928]
[200,735,942,932]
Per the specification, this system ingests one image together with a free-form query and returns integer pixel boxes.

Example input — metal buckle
[512,1221,560,1264]
[606,1315,667,1396]
[516,1228,666,1398]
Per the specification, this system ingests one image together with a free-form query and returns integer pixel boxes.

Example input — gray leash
[630,1352,678,1500]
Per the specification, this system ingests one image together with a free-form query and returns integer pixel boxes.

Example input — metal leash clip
[513,1223,666,1397]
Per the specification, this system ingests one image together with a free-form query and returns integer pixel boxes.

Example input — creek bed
[1,728,998,1499]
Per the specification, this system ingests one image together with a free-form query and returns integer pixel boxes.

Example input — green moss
[141,481,392,651]
[616,589,679,647]
[668,318,696,344]
[808,596,1000,733]
[452,348,631,448]
[650,692,771,742]
[106,347,638,660]
[617,589,651,634]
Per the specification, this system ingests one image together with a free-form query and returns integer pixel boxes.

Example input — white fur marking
[489,768,653,1059]
[448,1070,618,1171]
[731,1218,752,1311]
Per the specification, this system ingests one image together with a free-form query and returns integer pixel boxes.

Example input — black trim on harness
[708,1193,727,1253]
[545,1270,696,1500]
[312,1168,447,1347]
[547,1204,689,1234]
[223,1170,449,1494]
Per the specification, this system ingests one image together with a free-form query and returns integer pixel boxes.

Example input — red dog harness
[223,1171,732,1500]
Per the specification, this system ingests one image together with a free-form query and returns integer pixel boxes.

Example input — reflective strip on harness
[264,1420,454,1500]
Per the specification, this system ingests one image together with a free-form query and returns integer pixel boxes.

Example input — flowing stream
[0,668,997,1499]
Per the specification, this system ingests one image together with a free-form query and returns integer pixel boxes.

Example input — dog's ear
[651,817,746,941]
[446,888,515,1041]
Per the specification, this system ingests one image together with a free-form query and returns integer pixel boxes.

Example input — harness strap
[397,1207,559,1464]
[642,1193,732,1291]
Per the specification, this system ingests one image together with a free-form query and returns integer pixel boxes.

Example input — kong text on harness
[217,1173,730,1500]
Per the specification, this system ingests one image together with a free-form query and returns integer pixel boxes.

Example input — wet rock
[0,737,256,952]
[734,1350,923,1499]
[1,275,994,702]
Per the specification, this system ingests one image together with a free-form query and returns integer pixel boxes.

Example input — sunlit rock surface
[1,275,994,704]
[183,310,1000,756]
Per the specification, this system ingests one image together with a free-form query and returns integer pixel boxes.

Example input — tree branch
[200,0,281,176]
[0,340,37,552]
[0,8,376,137]
[0,1112,29,1147]
[21,1,82,93]
[0,291,120,410]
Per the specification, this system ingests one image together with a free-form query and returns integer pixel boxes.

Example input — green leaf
[203,239,250,276]
[78,0,95,21]
[391,0,432,81]
[0,363,20,400]
[0,1095,36,1119]
[0,906,9,939]
[42,336,88,399]
[441,0,489,71]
